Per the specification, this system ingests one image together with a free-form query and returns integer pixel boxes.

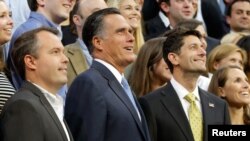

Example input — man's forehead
[182,35,201,44]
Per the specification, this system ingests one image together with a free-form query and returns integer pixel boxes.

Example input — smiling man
[6,0,75,92]
[226,0,250,33]
[0,27,72,141]
[139,27,231,141]
[64,8,151,141]
[144,0,196,40]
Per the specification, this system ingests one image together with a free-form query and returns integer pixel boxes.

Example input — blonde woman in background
[207,43,247,74]
[0,0,15,114]
[106,0,144,54]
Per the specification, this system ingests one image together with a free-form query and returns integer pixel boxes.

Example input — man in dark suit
[139,27,231,141]
[0,27,73,141]
[225,0,250,33]
[201,0,230,39]
[144,0,195,40]
[64,8,151,141]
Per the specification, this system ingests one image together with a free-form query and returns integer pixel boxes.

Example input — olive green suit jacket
[65,40,89,86]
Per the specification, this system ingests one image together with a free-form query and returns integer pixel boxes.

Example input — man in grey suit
[0,27,73,141]
[139,27,231,141]
[64,0,107,86]
[65,8,151,141]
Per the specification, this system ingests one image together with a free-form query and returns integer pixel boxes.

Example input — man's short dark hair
[158,0,170,5]
[11,27,59,80]
[82,7,121,53]
[226,0,250,16]
[27,0,38,11]
[162,27,202,73]
[176,19,203,30]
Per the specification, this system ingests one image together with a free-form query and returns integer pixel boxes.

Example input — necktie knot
[121,77,130,89]
[185,93,196,103]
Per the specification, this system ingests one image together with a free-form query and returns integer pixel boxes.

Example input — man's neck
[36,9,61,25]
[173,71,199,92]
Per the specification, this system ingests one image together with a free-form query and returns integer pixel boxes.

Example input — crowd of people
[0,0,250,141]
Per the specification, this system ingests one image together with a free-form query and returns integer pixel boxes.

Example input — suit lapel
[160,84,194,141]
[199,88,216,140]
[23,82,69,141]
[64,119,74,141]
[92,61,147,140]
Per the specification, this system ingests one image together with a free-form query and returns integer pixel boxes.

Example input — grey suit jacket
[65,40,89,86]
[0,81,74,141]
[139,82,231,141]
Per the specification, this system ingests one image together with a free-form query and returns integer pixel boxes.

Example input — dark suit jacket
[65,61,151,141]
[144,15,168,41]
[142,0,160,21]
[206,36,220,55]
[64,40,89,86]
[201,0,229,39]
[61,25,78,46]
[139,83,231,141]
[0,81,74,141]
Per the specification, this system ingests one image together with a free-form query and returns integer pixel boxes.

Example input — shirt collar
[95,59,123,83]
[31,82,64,105]
[159,11,170,28]
[170,77,200,101]
[77,38,88,51]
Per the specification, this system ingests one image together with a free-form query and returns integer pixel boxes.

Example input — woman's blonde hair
[207,43,247,73]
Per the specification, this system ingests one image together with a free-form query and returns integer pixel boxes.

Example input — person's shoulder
[140,85,168,102]
[65,42,81,51]
[2,87,39,111]
[71,68,97,84]
[199,88,227,105]
[11,20,41,42]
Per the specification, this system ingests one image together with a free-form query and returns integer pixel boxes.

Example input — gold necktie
[185,93,203,141]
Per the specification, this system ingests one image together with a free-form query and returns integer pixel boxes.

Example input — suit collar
[22,81,73,141]
[94,59,122,82]
[160,83,194,141]
[158,11,169,28]
[91,61,140,120]
[91,61,148,140]
[65,40,89,75]
[66,40,81,55]
[199,88,217,139]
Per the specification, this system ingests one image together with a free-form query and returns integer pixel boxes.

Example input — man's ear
[24,55,37,70]
[37,0,45,7]
[73,15,81,27]
[226,16,231,25]
[168,53,179,65]
[92,36,103,51]
[160,2,170,14]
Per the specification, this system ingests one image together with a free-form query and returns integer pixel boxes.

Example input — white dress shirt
[32,83,70,141]
[170,77,203,120]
